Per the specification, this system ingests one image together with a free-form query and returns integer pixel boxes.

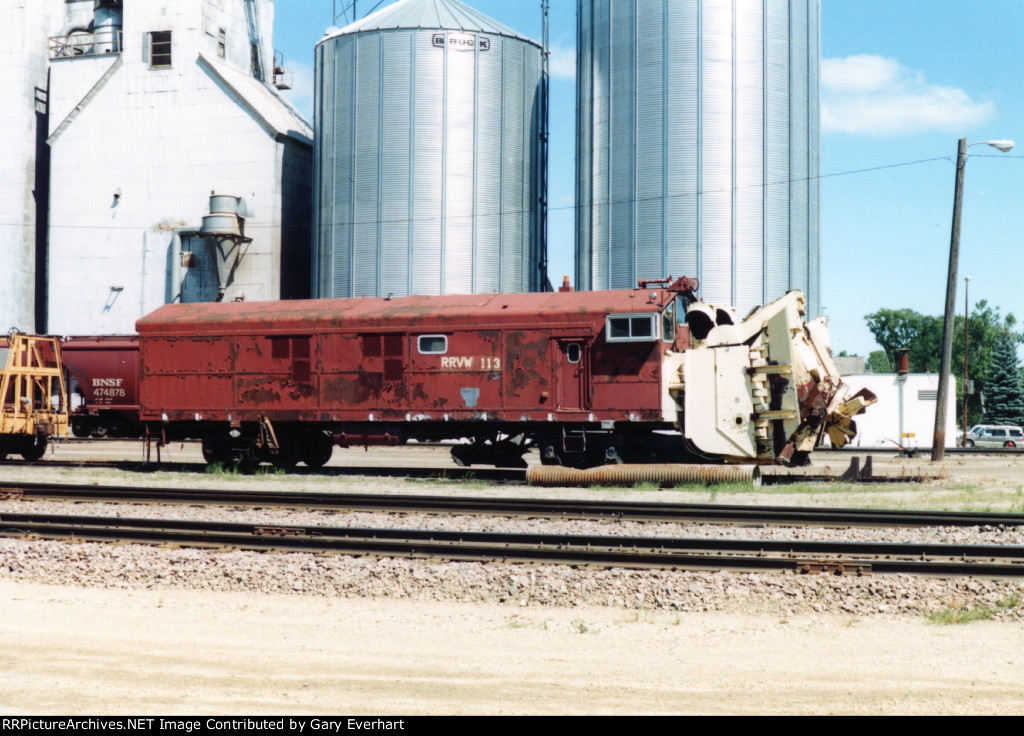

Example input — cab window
[606,314,657,342]
[662,301,676,343]
[417,335,447,355]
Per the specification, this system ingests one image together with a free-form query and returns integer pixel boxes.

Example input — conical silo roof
[323,0,533,43]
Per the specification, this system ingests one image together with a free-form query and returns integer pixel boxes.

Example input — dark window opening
[566,343,581,364]
[149,31,172,69]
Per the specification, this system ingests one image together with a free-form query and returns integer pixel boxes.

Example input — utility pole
[933,138,967,462]
[933,137,1013,460]
[963,275,970,445]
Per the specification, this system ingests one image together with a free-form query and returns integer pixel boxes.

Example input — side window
[606,314,658,342]
[566,343,581,364]
[418,335,447,355]
[662,301,676,343]
[149,31,172,69]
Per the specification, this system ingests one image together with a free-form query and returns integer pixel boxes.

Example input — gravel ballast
[3,527,1023,620]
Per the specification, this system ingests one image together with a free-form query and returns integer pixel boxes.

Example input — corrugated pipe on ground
[526,464,761,488]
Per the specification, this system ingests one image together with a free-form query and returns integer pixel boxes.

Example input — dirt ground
[3,444,1024,715]
[3,580,1024,715]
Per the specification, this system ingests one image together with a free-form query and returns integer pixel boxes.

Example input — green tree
[865,302,1021,426]
[866,350,891,373]
[984,331,1024,427]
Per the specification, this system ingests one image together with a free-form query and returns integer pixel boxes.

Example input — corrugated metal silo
[576,0,820,316]
[314,0,544,298]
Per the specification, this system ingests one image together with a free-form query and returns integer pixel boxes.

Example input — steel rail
[2,512,1024,577]
[0,458,528,481]
[3,481,1024,529]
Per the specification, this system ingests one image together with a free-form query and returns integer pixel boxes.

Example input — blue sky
[274,0,1024,358]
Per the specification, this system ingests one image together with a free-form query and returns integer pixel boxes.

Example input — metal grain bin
[314,0,544,298]
[576,0,821,317]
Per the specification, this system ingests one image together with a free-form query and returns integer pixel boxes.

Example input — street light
[932,138,1015,461]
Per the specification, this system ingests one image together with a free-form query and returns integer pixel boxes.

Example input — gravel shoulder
[4,444,1024,714]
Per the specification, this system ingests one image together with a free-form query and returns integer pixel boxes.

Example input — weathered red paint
[134,288,686,427]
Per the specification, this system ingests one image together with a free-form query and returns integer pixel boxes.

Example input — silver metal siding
[574,0,593,290]
[788,1,810,310]
[699,0,734,303]
[608,0,635,289]
[315,24,542,298]
[634,2,663,283]
[380,33,413,297]
[577,0,819,314]
[764,0,791,303]
[734,0,765,315]
[476,39,502,294]
[412,31,444,295]
[665,0,699,283]
[353,33,381,298]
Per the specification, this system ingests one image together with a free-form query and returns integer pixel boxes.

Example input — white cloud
[548,43,576,80]
[821,55,995,135]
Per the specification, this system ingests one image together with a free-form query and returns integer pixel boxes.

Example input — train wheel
[237,456,259,475]
[201,434,232,465]
[301,433,334,469]
[271,436,300,470]
[71,419,91,438]
[21,433,47,462]
[89,425,108,439]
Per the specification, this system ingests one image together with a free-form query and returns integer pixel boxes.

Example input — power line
[0,153,992,232]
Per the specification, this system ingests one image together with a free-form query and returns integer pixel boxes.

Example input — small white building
[37,0,311,335]
[839,373,958,450]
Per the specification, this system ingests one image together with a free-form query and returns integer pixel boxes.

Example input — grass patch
[421,475,493,490]
[997,592,1022,610]
[622,608,654,624]
[926,606,995,625]
[204,461,238,476]
[926,594,1022,625]
[571,619,591,634]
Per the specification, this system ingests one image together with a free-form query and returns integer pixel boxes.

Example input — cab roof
[137,289,680,337]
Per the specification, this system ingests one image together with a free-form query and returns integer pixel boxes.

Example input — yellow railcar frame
[0,332,69,443]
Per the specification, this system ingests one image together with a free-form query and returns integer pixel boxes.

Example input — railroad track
[2,511,1023,577]
[3,481,1024,529]
[0,454,944,484]
[1,458,525,482]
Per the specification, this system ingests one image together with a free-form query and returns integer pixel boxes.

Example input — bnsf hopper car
[125,277,871,470]
[61,336,141,439]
